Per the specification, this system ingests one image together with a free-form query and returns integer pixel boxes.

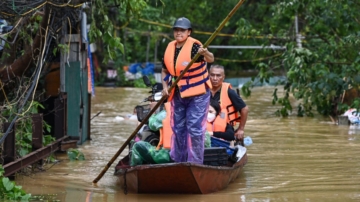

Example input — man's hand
[235,129,244,140]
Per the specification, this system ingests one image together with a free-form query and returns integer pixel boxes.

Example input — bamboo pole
[92,0,246,184]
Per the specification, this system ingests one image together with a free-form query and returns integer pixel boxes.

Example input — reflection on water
[16,86,360,201]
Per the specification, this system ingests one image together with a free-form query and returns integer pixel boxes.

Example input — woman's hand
[198,45,208,56]
[198,45,214,63]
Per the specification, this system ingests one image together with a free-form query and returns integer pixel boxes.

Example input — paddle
[92,0,247,184]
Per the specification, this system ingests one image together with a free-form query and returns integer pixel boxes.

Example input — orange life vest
[213,83,240,132]
[206,122,213,132]
[157,102,173,150]
[213,113,227,133]
[163,37,212,101]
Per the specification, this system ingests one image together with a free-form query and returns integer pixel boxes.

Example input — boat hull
[114,153,247,194]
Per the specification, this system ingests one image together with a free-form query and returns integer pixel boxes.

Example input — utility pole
[146,30,150,63]
[154,39,158,64]
[295,14,303,48]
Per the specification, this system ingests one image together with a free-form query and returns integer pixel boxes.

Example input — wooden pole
[92,0,246,184]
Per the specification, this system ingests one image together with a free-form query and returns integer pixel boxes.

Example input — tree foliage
[242,0,360,117]
[1,0,359,118]
[0,165,31,201]
[88,0,148,63]
[90,0,360,117]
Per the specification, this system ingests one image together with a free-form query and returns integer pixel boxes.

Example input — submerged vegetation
[0,165,31,201]
[1,101,55,159]
[67,149,85,161]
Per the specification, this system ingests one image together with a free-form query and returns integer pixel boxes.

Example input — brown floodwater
[16,86,360,201]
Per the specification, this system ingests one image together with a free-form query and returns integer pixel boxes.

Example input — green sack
[153,148,171,164]
[130,141,172,166]
[130,141,155,166]
[148,110,167,131]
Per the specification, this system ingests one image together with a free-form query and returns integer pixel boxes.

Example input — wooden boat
[114,148,247,194]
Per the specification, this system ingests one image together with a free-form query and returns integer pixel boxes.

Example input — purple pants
[169,88,210,164]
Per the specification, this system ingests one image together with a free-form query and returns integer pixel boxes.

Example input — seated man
[209,65,249,141]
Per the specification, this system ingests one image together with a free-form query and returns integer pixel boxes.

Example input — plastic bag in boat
[148,110,167,131]
[153,148,171,164]
[235,145,247,162]
[244,136,253,146]
[204,131,211,148]
[130,141,171,166]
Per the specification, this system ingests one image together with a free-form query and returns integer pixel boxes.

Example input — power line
[215,53,282,63]
[209,45,286,50]
[138,18,289,39]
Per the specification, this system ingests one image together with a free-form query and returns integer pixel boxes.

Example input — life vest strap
[180,62,206,74]
[182,68,207,80]
[163,73,171,82]
[164,68,207,84]
[164,62,205,83]
[179,63,207,92]
[180,76,209,92]
[226,105,236,113]
[164,73,173,87]
[230,116,241,125]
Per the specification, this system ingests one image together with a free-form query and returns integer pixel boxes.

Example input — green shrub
[0,165,31,201]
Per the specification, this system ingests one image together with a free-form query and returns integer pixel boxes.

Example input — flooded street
[16,86,360,201]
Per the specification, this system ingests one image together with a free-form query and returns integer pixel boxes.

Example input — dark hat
[173,17,192,30]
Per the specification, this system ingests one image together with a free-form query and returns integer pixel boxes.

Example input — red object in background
[92,54,101,81]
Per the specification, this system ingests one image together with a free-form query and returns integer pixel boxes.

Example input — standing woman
[161,17,214,164]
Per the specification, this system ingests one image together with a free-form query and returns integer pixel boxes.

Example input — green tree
[239,0,360,117]
[0,165,31,201]
[2,0,359,118]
